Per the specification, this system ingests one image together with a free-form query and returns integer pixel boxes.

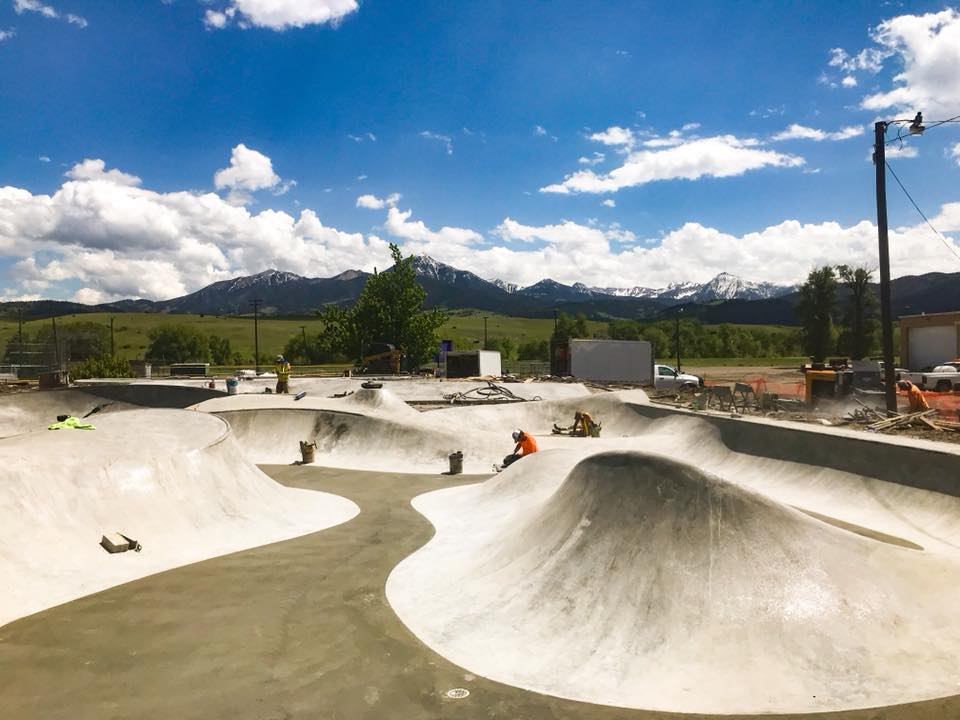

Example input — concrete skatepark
[2,377,960,718]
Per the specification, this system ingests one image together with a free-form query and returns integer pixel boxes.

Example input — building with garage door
[900,311,960,370]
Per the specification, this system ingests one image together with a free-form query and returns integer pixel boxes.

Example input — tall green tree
[318,244,447,366]
[551,312,588,343]
[146,325,209,363]
[837,265,878,360]
[796,266,838,362]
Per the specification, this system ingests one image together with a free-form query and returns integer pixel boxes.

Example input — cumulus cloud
[833,9,960,117]
[771,124,865,142]
[542,130,804,194]
[356,193,400,210]
[602,199,615,208]
[951,142,960,166]
[203,0,359,31]
[419,131,453,155]
[213,144,290,205]
[0,28,14,41]
[396,211,960,289]
[578,152,605,166]
[13,0,87,27]
[383,207,484,254]
[841,75,857,88]
[65,159,142,186]
[0,161,391,301]
[38,155,50,162]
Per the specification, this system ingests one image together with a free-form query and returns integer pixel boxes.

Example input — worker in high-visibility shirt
[500,429,538,469]
[274,354,292,394]
[897,379,929,412]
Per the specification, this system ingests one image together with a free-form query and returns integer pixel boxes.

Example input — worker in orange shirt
[897,380,930,412]
[497,429,538,471]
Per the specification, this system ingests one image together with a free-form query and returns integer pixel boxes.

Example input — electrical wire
[885,113,960,146]
[885,160,960,265]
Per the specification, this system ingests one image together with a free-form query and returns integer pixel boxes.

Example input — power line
[885,113,960,146]
[885,160,960,265]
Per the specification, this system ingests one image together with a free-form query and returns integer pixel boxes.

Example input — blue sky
[0,0,959,302]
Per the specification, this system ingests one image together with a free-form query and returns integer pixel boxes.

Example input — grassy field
[0,309,803,367]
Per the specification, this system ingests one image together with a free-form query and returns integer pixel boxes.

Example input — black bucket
[448,450,463,475]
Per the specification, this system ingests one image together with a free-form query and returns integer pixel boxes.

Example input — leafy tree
[551,312,588,343]
[284,331,347,364]
[208,335,233,365]
[486,336,517,362]
[608,319,641,341]
[146,325,210,363]
[796,266,838,362]
[34,321,111,361]
[837,265,878,360]
[517,339,549,360]
[69,355,134,380]
[318,244,447,366]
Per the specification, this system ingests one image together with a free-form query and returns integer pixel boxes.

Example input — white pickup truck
[654,364,702,390]
[900,361,960,392]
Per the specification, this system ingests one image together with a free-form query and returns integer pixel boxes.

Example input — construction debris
[442,380,542,404]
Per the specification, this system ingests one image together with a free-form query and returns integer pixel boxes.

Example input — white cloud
[2,162,959,300]
[347,132,376,143]
[951,143,960,166]
[589,126,636,149]
[828,47,889,74]
[419,131,453,155]
[534,125,547,136]
[0,28,14,41]
[0,164,391,301]
[356,193,400,210]
[578,152,605,166]
[602,199,615,208]
[771,124,865,142]
[204,0,359,30]
[203,10,230,29]
[213,144,290,204]
[65,159,142,186]
[542,133,804,194]
[841,75,857,87]
[872,144,919,161]
[845,9,960,117]
[13,0,86,27]
[384,207,483,251]
[38,155,50,163]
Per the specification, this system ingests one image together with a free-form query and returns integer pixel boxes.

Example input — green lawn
[0,309,804,368]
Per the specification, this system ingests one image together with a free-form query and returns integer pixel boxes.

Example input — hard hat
[276,355,284,361]
[511,429,522,442]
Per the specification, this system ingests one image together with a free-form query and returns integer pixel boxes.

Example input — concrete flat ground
[1,465,957,720]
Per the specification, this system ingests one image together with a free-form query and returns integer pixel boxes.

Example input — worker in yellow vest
[275,354,291,394]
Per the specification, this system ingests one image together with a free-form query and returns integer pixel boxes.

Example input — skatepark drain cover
[445,688,470,699]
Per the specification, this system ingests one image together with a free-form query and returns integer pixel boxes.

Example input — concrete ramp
[215,405,504,472]
[387,450,960,715]
[0,389,139,438]
[0,409,358,626]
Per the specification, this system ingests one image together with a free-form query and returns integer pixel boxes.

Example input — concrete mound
[214,406,504,472]
[387,450,960,715]
[0,408,358,626]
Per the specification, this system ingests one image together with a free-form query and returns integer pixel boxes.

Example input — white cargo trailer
[445,350,502,378]
[568,339,654,384]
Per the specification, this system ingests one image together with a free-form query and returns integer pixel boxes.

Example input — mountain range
[4,255,960,325]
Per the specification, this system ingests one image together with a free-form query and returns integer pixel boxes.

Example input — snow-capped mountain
[490,278,519,294]
[587,272,794,303]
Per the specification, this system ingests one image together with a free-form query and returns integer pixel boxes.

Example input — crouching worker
[499,429,537,470]
[275,354,292,394]
[897,379,929,413]
[552,410,600,437]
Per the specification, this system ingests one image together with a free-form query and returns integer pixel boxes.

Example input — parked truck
[553,338,654,384]
[899,361,960,392]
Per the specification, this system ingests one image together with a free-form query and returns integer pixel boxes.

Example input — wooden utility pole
[300,325,308,363]
[873,121,898,414]
[250,299,262,375]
